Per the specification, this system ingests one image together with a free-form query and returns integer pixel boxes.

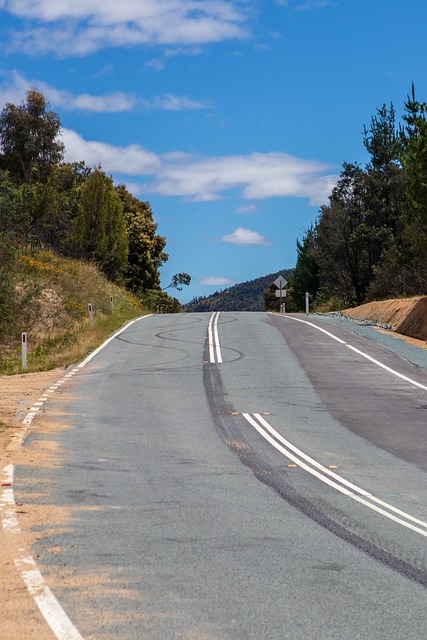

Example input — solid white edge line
[346,344,427,391]
[1,466,84,640]
[243,413,427,538]
[271,313,427,392]
[3,314,154,640]
[271,313,346,344]
[77,314,152,369]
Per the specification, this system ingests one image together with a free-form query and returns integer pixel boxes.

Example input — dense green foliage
[0,88,182,334]
[293,86,427,310]
[183,269,294,312]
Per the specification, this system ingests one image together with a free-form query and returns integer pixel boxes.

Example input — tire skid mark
[203,362,427,589]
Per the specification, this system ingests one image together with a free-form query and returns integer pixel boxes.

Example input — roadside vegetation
[0,249,147,374]
[0,89,189,373]
[292,85,427,311]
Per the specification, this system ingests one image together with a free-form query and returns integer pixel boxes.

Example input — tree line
[0,89,186,316]
[292,85,427,311]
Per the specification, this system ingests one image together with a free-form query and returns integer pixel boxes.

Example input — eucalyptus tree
[70,168,128,280]
[0,88,64,185]
[116,185,168,294]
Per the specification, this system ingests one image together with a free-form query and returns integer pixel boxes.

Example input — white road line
[208,312,223,364]
[2,314,152,640]
[1,466,84,640]
[208,313,215,363]
[243,413,427,538]
[274,314,427,392]
[77,315,150,368]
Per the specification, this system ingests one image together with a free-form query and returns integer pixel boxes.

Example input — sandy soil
[342,296,427,348]
[0,368,69,639]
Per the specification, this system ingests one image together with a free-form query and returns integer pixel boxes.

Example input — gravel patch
[316,312,427,373]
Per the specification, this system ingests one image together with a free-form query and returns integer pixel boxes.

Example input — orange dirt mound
[342,296,427,342]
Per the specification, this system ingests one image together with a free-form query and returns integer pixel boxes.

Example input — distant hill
[183,269,294,312]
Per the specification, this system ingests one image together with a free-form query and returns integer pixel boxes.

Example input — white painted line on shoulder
[273,314,427,392]
[346,344,427,391]
[7,314,153,639]
[1,466,84,640]
[77,315,151,369]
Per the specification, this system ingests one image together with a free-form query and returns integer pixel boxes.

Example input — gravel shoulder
[317,313,427,373]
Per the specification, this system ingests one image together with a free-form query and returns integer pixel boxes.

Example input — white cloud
[61,129,162,174]
[235,204,257,214]
[147,151,336,205]
[2,1,250,56]
[0,69,29,105]
[277,0,332,9]
[200,276,235,286]
[222,227,271,246]
[142,94,211,111]
[145,58,166,71]
[60,129,337,205]
[0,69,209,113]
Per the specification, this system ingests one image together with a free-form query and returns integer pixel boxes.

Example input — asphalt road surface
[16,312,427,639]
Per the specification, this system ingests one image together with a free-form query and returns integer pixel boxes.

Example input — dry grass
[0,249,147,374]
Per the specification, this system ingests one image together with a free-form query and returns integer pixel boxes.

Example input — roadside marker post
[110,295,114,314]
[21,332,27,371]
[88,303,94,327]
[305,291,310,316]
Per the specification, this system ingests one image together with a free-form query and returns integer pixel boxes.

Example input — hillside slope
[0,250,146,374]
[183,269,294,312]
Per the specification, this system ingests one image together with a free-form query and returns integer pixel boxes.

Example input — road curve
[13,312,427,639]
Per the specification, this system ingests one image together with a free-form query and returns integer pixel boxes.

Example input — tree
[70,168,128,280]
[116,185,168,294]
[363,103,402,172]
[400,85,427,289]
[292,224,320,310]
[164,273,191,291]
[141,289,181,313]
[0,170,28,243]
[0,89,64,184]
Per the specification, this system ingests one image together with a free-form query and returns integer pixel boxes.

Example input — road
[13,312,427,639]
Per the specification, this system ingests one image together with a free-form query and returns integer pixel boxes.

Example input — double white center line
[208,312,222,364]
[243,413,427,538]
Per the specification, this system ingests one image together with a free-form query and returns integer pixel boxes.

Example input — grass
[0,420,14,432]
[0,249,148,375]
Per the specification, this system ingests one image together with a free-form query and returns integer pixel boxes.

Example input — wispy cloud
[222,227,271,246]
[142,94,212,111]
[0,69,210,113]
[277,0,333,10]
[2,0,250,57]
[235,204,258,214]
[61,129,337,205]
[200,276,235,286]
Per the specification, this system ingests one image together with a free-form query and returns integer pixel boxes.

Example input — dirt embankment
[342,296,427,344]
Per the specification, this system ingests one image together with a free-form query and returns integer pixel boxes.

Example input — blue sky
[0,0,426,302]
